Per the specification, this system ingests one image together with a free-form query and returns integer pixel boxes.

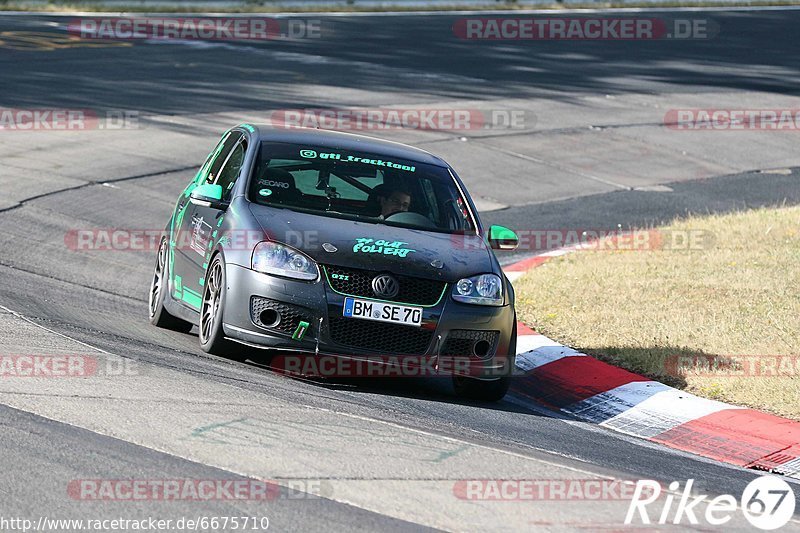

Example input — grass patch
[514,205,800,419]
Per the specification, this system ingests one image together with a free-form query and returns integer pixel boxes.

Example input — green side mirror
[189,183,226,209]
[488,225,519,250]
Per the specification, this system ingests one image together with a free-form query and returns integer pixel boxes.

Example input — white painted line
[0,301,629,529]
[505,270,525,282]
[566,380,671,423]
[0,304,114,355]
[598,387,740,439]
[479,142,631,191]
[515,333,563,354]
[780,458,800,479]
[515,334,584,372]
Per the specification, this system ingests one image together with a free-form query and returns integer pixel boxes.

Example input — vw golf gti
[149,124,519,400]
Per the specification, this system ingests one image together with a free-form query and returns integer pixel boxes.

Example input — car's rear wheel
[149,238,193,332]
[199,254,236,355]
[452,320,516,402]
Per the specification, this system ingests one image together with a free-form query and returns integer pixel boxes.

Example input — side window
[196,133,230,185]
[215,136,247,200]
[205,133,241,185]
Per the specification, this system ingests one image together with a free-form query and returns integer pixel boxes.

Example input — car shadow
[577,344,772,392]
[242,354,547,414]
[507,343,773,411]
[188,333,747,413]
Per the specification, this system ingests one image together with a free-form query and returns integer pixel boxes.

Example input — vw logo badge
[372,274,399,299]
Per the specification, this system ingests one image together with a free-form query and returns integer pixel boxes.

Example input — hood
[249,204,496,281]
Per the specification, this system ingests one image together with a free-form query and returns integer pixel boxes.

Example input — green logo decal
[298,149,416,172]
[259,188,273,197]
[353,238,416,258]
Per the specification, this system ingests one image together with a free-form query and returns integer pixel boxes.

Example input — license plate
[343,297,422,327]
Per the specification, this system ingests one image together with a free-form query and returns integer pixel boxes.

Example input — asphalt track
[1,8,799,531]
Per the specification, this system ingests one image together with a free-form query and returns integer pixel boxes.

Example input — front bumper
[221,264,515,379]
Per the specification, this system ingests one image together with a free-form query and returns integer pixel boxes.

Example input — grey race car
[149,124,520,400]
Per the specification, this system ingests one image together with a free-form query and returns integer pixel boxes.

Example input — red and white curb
[504,245,589,283]
[505,252,800,480]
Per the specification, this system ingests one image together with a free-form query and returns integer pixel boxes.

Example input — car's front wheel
[149,238,193,333]
[199,254,236,355]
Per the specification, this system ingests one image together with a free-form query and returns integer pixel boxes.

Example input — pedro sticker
[353,238,415,258]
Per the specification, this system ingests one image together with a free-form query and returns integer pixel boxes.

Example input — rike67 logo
[627,476,796,530]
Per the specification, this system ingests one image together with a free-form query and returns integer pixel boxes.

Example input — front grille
[328,317,434,354]
[441,330,500,359]
[323,265,446,306]
[250,296,315,336]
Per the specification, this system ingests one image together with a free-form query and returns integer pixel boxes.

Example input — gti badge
[322,243,338,253]
[372,274,399,299]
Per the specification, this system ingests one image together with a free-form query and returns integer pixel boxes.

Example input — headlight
[452,274,503,306]
[252,241,318,281]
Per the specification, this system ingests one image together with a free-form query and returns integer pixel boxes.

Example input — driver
[379,187,411,219]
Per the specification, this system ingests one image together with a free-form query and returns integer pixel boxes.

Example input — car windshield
[249,142,477,234]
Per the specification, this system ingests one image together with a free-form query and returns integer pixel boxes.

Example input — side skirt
[163,287,201,325]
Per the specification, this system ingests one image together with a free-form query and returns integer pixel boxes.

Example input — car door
[170,131,238,311]
[179,132,248,307]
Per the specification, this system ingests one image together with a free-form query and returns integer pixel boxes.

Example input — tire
[452,320,516,402]
[149,238,193,333]
[199,254,236,355]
